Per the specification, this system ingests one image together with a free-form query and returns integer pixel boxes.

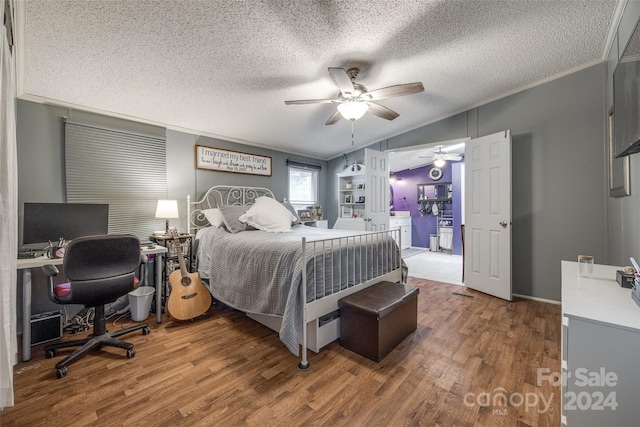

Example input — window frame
[287,162,320,210]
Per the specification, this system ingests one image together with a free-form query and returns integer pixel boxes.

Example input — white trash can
[430,234,439,252]
[128,286,155,321]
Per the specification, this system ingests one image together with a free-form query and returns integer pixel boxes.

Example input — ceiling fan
[422,145,463,167]
[284,67,424,125]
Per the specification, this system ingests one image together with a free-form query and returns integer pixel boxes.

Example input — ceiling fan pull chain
[351,120,355,145]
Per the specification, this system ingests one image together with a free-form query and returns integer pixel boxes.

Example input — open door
[464,130,512,300]
[364,148,389,231]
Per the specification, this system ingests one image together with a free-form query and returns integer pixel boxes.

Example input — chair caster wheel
[126,348,135,359]
[142,327,150,335]
[56,367,67,379]
[45,349,56,359]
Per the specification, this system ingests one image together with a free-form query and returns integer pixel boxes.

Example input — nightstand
[149,233,195,303]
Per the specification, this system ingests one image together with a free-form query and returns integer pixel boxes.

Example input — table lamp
[155,199,179,235]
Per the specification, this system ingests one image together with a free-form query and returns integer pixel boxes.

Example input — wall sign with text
[195,145,272,176]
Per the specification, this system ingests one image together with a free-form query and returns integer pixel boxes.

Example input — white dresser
[560,261,640,426]
[389,214,411,249]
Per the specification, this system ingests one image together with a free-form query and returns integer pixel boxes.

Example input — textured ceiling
[388,139,467,173]
[19,0,618,162]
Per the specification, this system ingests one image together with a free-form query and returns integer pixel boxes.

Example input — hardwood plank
[1,278,561,426]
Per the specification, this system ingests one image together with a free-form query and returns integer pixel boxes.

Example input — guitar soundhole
[181,277,191,286]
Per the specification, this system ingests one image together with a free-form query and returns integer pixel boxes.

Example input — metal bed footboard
[298,228,402,370]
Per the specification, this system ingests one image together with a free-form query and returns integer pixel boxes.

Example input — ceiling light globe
[337,102,369,121]
[433,158,446,168]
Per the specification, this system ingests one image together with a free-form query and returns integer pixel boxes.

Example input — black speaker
[30,311,62,346]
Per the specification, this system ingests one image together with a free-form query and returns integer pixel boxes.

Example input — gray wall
[330,64,607,302]
[16,100,327,325]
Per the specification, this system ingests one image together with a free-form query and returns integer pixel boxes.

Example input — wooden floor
[1,278,561,426]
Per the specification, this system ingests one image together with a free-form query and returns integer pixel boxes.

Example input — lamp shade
[337,101,369,121]
[155,200,179,219]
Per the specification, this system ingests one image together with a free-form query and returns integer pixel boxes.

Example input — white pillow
[202,208,224,228]
[239,196,296,233]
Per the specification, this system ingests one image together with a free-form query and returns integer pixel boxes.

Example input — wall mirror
[609,111,630,197]
[417,182,452,202]
[610,18,638,196]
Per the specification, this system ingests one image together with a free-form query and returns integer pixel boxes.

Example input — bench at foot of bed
[338,281,419,362]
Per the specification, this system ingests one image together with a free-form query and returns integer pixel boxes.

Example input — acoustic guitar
[167,228,212,321]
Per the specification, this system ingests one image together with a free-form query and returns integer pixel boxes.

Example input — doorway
[387,139,466,284]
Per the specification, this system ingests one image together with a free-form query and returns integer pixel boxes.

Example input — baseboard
[513,293,561,305]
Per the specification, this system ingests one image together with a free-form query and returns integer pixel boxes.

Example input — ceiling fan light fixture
[433,158,446,168]
[337,101,369,121]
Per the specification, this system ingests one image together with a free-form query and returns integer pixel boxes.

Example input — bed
[187,185,404,369]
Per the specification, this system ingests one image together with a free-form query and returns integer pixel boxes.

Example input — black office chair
[41,234,150,378]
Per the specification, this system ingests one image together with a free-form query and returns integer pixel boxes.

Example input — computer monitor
[22,202,109,246]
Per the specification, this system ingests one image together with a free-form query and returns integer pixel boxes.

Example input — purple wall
[391,162,463,255]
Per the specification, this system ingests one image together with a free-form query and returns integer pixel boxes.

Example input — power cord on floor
[64,304,146,333]
[63,307,94,334]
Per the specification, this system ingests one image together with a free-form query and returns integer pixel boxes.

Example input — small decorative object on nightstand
[298,210,312,221]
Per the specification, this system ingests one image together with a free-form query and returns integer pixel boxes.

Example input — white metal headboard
[187,185,275,233]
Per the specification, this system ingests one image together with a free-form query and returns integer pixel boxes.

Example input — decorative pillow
[239,196,296,233]
[281,201,302,225]
[202,208,224,228]
[219,204,250,233]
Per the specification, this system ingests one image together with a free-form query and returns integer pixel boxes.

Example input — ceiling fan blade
[325,110,342,125]
[328,67,355,96]
[446,154,463,161]
[367,102,399,121]
[284,98,336,105]
[365,82,425,100]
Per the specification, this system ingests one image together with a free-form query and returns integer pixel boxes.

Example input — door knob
[499,221,508,228]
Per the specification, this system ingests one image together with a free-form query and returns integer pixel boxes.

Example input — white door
[364,148,389,231]
[464,130,512,300]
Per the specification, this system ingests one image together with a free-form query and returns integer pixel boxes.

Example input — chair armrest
[41,264,62,303]
[137,253,148,287]
[41,264,59,277]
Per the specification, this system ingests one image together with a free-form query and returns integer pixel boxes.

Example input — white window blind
[65,120,167,240]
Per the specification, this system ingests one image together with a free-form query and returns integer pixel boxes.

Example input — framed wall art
[195,145,272,176]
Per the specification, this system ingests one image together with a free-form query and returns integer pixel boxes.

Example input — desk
[16,245,168,362]
[561,261,640,426]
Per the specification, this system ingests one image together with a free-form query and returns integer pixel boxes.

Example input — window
[65,120,167,240]
[288,161,320,210]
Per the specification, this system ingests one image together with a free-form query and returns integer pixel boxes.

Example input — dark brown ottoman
[338,281,419,362]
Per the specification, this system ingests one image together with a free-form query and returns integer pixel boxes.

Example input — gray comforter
[197,225,401,355]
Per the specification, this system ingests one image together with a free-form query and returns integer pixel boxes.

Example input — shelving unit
[416,182,454,251]
[337,164,367,228]
[437,210,453,252]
